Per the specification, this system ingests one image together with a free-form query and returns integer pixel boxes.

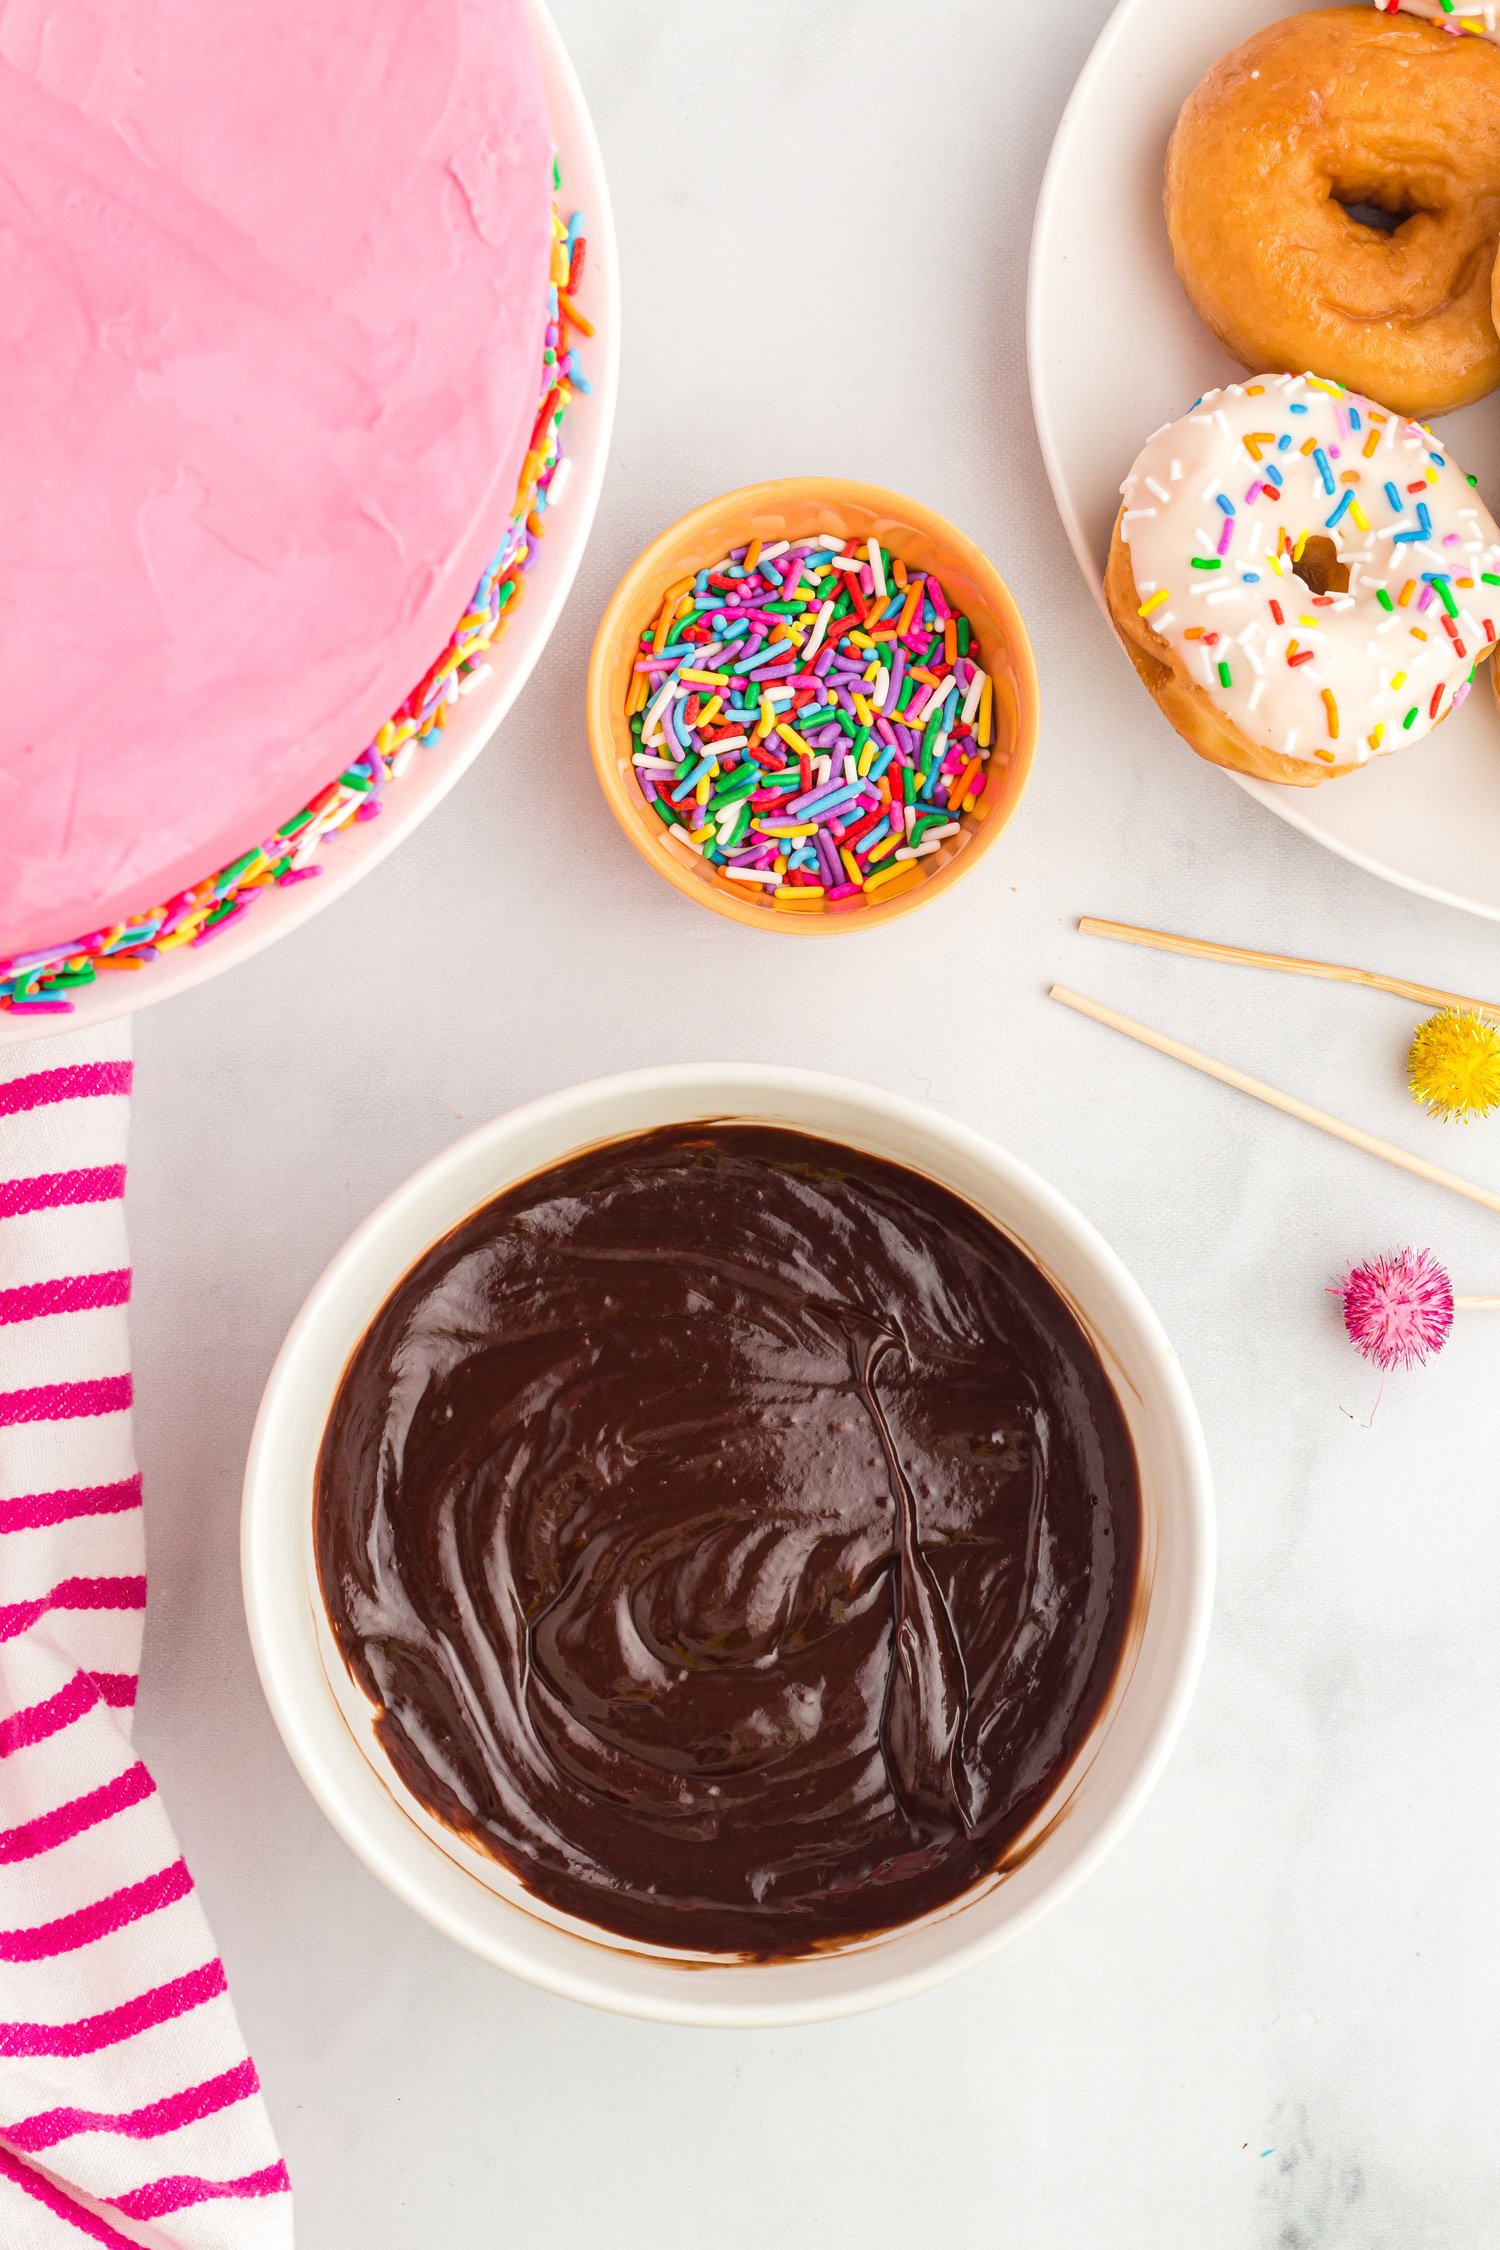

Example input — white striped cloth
[0,1025,292,2248]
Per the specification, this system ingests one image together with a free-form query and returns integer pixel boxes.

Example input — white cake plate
[1029,0,1500,924]
[0,0,618,1046]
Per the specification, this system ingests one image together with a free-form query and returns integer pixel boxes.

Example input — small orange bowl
[586,478,1040,933]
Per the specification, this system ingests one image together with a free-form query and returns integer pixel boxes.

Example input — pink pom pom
[1333,1247,1454,1373]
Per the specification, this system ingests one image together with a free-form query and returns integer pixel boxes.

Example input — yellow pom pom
[1407,1007,1500,1122]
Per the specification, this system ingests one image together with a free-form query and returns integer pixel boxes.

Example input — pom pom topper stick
[1080,920,1500,1118]
[1061,923,1500,1418]
[1331,1247,1500,1423]
[1049,986,1500,1215]
[1077,917,1500,1027]
[1408,1007,1500,1121]
[1048,987,1500,1417]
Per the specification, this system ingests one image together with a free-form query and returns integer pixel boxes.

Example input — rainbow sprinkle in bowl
[587,480,1039,933]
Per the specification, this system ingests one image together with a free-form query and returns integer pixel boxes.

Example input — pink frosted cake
[0,0,586,1008]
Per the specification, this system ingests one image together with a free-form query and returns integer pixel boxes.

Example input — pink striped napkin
[0,1026,292,2249]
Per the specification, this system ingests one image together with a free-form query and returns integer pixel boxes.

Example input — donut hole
[1335,196,1412,236]
[1328,179,1424,238]
[1290,536,1350,598]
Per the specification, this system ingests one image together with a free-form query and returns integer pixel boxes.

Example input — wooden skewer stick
[1078,917,1500,1022]
[1456,1295,1500,1309]
[1049,985,1500,1218]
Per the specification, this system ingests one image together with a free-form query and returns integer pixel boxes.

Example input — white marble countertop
[126,4,1500,2241]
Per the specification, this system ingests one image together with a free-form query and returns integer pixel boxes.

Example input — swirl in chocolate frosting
[316,1125,1140,1955]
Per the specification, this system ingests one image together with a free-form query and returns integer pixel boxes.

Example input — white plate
[0,0,618,1046]
[1029,0,1500,922]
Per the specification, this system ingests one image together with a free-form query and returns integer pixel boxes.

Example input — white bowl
[242,1066,1214,2026]
[0,0,618,1046]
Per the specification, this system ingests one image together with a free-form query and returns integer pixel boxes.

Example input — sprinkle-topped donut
[1373,1,1500,41]
[1116,373,1500,775]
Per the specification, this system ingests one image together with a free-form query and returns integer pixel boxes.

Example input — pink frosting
[0,0,552,955]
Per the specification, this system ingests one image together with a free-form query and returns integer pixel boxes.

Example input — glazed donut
[1166,9,1500,419]
[1107,373,1500,788]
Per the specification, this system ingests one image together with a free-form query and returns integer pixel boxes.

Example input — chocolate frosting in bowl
[315,1124,1141,1957]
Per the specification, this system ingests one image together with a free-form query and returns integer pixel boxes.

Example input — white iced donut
[1107,373,1500,784]
[1372,1,1500,42]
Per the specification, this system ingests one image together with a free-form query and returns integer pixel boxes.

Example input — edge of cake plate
[0,0,619,1046]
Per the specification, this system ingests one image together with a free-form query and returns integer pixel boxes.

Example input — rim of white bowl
[0,0,620,1043]
[242,1065,1216,2026]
